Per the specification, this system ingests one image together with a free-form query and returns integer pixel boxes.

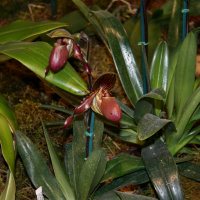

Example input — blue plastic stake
[88,111,95,155]
[50,0,56,16]
[182,0,189,41]
[140,0,147,94]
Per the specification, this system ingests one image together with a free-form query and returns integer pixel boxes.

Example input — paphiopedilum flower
[64,73,122,129]
[45,29,91,77]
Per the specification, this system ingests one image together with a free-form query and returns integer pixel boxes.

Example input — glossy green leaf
[104,129,144,145]
[0,115,16,200]
[178,161,200,182]
[150,41,168,92]
[0,41,89,95]
[68,118,103,199]
[168,86,200,150]
[0,170,15,200]
[190,0,200,16]
[64,143,75,196]
[38,105,73,115]
[96,191,121,200]
[72,0,110,53]
[138,113,175,140]
[0,103,18,133]
[174,32,197,124]
[78,148,107,200]
[189,135,200,144]
[58,6,100,34]
[193,76,200,91]
[134,87,166,124]
[101,153,145,183]
[41,118,75,200]
[170,125,200,156]
[123,18,138,38]
[142,139,184,200]
[0,94,8,105]
[150,41,169,115]
[71,120,86,198]
[0,115,15,174]
[166,43,182,119]
[167,0,183,53]
[151,1,173,24]
[0,20,68,44]
[174,156,195,163]
[116,98,134,119]
[92,10,143,107]
[15,130,66,200]
[115,191,157,200]
[93,170,149,199]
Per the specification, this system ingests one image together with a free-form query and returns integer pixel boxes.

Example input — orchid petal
[49,43,69,72]
[100,97,122,122]
[64,115,74,129]
[83,62,91,74]
[74,92,97,115]
[72,41,83,61]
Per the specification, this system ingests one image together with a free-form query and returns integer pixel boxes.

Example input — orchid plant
[0,0,200,200]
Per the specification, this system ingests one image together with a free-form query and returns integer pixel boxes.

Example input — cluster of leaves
[0,0,200,199]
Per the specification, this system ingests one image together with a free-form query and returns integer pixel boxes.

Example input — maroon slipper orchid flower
[45,29,91,77]
[64,73,122,129]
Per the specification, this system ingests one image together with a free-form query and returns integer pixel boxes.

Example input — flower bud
[49,43,69,72]
[83,62,91,74]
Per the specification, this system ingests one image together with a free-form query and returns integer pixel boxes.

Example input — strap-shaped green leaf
[150,41,169,115]
[41,118,75,200]
[96,191,121,200]
[0,41,89,95]
[178,161,200,182]
[166,43,182,119]
[116,98,134,119]
[38,105,73,115]
[0,20,67,44]
[72,0,110,53]
[134,87,166,124]
[93,170,149,199]
[0,20,68,44]
[0,170,15,200]
[168,86,200,150]
[150,41,169,91]
[142,139,184,200]
[78,148,107,200]
[92,10,143,107]
[59,6,100,34]
[15,130,66,200]
[167,0,183,53]
[69,119,103,199]
[104,129,143,145]
[0,115,16,200]
[115,191,158,200]
[138,113,175,140]
[101,153,145,183]
[174,31,197,124]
